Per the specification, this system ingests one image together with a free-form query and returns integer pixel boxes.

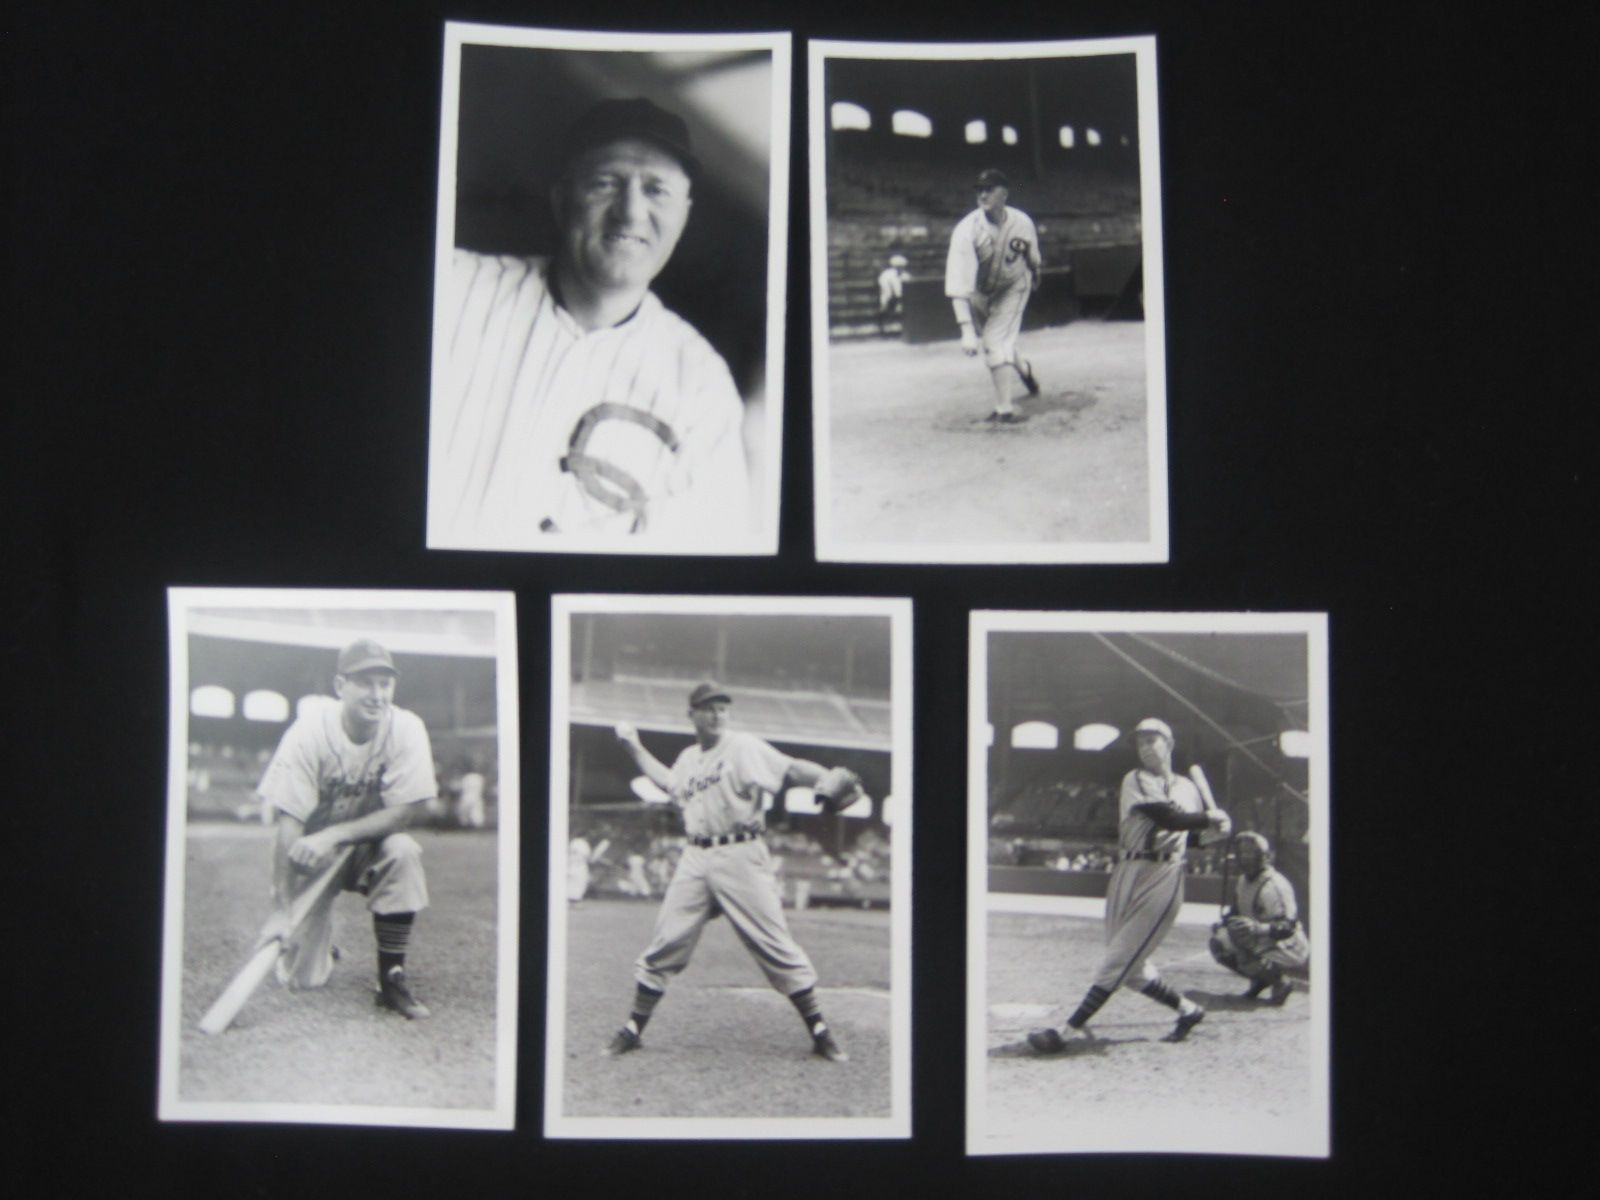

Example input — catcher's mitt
[815,766,867,814]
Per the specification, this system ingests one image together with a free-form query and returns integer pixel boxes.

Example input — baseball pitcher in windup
[603,681,867,1062]
[254,638,436,1019]
[945,167,1044,425]
[1028,718,1231,1053]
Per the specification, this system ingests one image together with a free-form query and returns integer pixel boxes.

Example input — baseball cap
[974,168,1010,190]
[337,638,398,677]
[889,253,908,267]
[1133,717,1173,743]
[560,97,701,181]
[688,680,732,709]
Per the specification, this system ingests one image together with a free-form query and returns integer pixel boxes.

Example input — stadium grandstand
[986,631,1312,919]
[821,54,1144,340]
[568,612,895,909]
[182,606,504,829]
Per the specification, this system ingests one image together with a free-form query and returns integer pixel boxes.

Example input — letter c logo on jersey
[559,403,682,533]
[1006,236,1030,264]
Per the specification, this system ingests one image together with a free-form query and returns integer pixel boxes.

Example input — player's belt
[691,831,760,848]
[1121,850,1181,863]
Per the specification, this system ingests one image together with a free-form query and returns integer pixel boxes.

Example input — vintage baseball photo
[546,595,911,1139]
[427,23,790,556]
[159,589,519,1129]
[967,613,1328,1156]
[809,38,1167,563]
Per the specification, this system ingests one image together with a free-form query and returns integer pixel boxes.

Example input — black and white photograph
[159,589,519,1129]
[809,38,1167,563]
[967,613,1328,1156]
[427,23,790,556]
[546,595,911,1138]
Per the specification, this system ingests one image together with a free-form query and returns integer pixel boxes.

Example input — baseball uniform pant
[1089,860,1186,995]
[970,279,1031,368]
[278,833,430,989]
[634,840,818,996]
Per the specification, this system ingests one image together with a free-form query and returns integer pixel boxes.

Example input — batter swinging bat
[197,847,354,1035]
[1188,764,1232,848]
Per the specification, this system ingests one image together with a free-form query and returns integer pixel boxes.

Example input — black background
[7,0,1581,1193]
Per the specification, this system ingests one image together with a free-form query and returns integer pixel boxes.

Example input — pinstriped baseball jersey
[944,206,1041,299]
[1116,768,1204,857]
[257,696,436,835]
[669,731,792,840]
[430,251,749,549]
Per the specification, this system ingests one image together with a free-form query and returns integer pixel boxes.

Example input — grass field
[825,321,1151,550]
[559,898,892,1120]
[172,827,502,1114]
[982,910,1315,1148]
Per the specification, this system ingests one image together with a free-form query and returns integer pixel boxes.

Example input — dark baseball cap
[688,681,731,709]
[560,97,701,181]
[975,168,1010,190]
[337,638,398,676]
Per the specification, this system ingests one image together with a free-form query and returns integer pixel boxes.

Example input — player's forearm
[783,760,828,789]
[320,801,423,848]
[624,741,675,790]
[1130,802,1211,832]
[950,298,974,329]
[271,814,305,908]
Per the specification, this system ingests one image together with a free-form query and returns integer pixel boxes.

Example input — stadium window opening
[891,110,932,138]
[1011,720,1059,751]
[1058,126,1075,149]
[831,101,870,132]
[1002,125,1018,146]
[965,119,987,144]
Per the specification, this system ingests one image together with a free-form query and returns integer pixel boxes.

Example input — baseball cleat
[375,966,431,1019]
[1026,1026,1067,1054]
[812,1029,849,1063]
[996,411,1028,425]
[602,1027,641,1057]
[1162,1006,1205,1043]
[1243,977,1271,1001]
[1267,979,1294,1006]
[1018,358,1040,396]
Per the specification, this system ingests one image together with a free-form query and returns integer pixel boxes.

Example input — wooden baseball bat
[197,846,354,1035]
[1189,765,1232,912]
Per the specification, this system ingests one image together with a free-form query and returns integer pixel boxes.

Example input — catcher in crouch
[1207,832,1308,1005]
[604,681,866,1062]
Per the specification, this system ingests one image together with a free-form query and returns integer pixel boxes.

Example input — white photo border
[427,23,791,557]
[966,611,1330,1156]
[808,36,1168,564]
[158,587,520,1130]
[545,593,913,1139]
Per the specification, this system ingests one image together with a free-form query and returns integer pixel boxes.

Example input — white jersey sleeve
[945,212,980,299]
[727,732,795,795]
[257,712,324,825]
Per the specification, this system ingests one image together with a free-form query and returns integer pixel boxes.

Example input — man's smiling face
[554,137,693,299]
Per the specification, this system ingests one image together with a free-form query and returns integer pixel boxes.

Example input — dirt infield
[561,899,891,1119]
[984,910,1312,1139]
[174,828,502,1112]
[824,321,1151,551]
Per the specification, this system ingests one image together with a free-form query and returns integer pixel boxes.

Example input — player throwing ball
[945,168,1043,424]
[255,638,437,1019]
[602,682,857,1062]
[1028,718,1230,1052]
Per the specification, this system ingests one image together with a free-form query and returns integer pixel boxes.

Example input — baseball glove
[815,766,867,814]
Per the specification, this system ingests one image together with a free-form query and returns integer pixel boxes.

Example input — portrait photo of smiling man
[428,25,790,556]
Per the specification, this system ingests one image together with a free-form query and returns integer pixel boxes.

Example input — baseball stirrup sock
[629,983,665,1032]
[1067,985,1111,1029]
[789,987,826,1033]
[375,913,415,975]
[1141,979,1184,1011]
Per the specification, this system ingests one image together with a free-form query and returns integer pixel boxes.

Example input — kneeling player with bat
[1028,718,1231,1053]
[198,638,438,1034]
[602,681,866,1063]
